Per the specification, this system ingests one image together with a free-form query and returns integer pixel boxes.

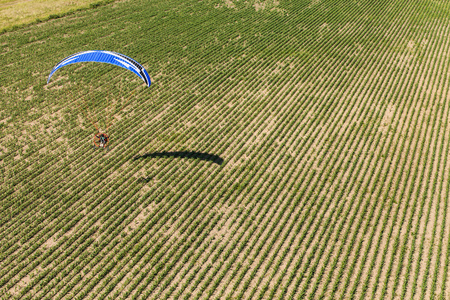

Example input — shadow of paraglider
[133,151,224,165]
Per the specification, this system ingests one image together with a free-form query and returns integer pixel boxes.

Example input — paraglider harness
[94,132,110,149]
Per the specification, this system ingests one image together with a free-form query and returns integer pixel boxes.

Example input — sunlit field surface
[0,0,105,32]
[2,0,450,298]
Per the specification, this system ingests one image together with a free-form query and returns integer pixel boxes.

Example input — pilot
[99,133,108,148]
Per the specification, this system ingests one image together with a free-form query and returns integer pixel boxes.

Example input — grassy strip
[0,0,114,34]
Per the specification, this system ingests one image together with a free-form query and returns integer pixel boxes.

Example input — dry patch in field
[9,274,31,297]
[338,22,357,36]
[0,144,7,155]
[253,0,279,11]
[221,0,236,9]
[215,0,286,14]
[379,103,395,134]
[0,0,105,32]
[43,236,58,248]
[124,205,153,234]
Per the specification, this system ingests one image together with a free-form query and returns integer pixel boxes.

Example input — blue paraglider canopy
[47,50,151,87]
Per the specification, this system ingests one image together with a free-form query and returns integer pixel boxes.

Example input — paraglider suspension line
[106,89,135,132]
[77,101,100,132]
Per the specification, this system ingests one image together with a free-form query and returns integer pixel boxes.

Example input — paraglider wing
[47,50,151,86]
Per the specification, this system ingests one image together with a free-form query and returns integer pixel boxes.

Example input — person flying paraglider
[46,50,151,149]
[94,132,110,149]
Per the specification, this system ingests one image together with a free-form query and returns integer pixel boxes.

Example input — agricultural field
[2,0,450,298]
